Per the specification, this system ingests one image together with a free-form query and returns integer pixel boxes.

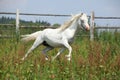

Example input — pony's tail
[21,31,42,42]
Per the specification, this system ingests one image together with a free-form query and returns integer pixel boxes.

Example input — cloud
[1,0,27,5]
[0,0,27,11]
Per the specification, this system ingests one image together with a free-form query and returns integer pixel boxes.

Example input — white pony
[21,13,90,61]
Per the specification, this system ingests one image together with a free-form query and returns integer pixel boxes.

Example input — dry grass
[0,35,120,79]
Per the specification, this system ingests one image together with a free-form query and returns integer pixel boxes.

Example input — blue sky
[0,0,120,26]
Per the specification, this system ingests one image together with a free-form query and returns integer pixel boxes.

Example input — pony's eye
[81,20,84,23]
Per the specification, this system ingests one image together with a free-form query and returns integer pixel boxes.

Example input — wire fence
[0,10,120,40]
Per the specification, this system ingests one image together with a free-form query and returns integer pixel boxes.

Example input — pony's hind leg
[22,37,43,61]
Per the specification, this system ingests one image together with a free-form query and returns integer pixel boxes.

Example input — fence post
[16,9,20,42]
[90,11,94,41]
[16,9,20,34]
[16,9,20,40]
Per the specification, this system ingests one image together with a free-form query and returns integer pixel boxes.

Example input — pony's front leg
[42,47,53,60]
[65,46,72,61]
[52,48,65,61]
[63,41,72,61]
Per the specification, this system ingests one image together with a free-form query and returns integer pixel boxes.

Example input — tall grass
[0,32,120,80]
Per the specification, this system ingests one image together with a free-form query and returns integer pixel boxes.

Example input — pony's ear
[81,13,83,15]
[71,14,74,17]
[70,14,76,21]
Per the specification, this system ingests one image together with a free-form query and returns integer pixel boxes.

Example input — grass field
[0,32,120,80]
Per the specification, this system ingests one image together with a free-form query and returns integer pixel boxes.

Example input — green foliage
[0,16,51,26]
[52,23,61,27]
[0,16,15,24]
[0,17,51,36]
[0,32,120,79]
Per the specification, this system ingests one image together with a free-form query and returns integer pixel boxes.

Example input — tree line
[0,16,51,26]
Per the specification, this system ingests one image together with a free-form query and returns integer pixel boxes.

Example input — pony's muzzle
[85,24,90,31]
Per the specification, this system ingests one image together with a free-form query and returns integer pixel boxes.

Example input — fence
[90,11,120,41]
[0,9,120,40]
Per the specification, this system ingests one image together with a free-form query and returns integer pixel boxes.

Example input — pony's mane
[58,13,83,32]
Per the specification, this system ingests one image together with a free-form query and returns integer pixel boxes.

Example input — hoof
[21,57,25,61]
[65,55,71,61]
[52,57,55,62]
[45,57,49,61]
[67,57,71,61]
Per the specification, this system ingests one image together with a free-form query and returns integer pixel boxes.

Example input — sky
[0,0,120,26]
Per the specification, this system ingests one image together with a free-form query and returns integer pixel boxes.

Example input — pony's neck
[68,19,78,30]
[65,19,79,37]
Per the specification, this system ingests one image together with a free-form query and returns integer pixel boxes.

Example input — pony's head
[78,13,90,31]
[58,13,90,32]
